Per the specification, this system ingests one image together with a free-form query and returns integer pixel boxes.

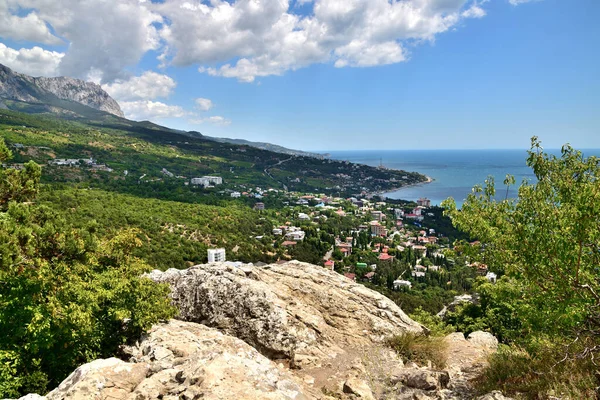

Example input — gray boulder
[149,261,423,368]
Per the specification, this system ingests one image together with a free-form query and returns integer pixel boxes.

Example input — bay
[328,149,600,208]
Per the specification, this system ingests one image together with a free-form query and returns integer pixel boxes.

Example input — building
[417,198,431,207]
[191,176,223,187]
[486,272,497,283]
[254,202,265,210]
[324,260,335,270]
[191,177,209,186]
[370,221,387,237]
[207,248,226,263]
[161,168,174,177]
[285,230,305,241]
[371,210,385,221]
[298,213,310,221]
[378,253,394,262]
[393,279,412,290]
[231,191,241,198]
[204,176,223,185]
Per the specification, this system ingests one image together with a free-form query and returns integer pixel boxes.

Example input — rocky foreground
[10,261,511,400]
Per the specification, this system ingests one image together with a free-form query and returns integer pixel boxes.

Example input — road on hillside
[264,157,293,191]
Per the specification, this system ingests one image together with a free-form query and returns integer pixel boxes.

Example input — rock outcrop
[35,76,123,117]
[148,261,423,369]
[0,63,124,117]
[20,320,317,400]
[10,261,513,400]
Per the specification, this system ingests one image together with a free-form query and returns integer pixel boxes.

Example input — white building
[207,248,226,263]
[486,272,497,283]
[285,231,306,241]
[204,176,223,185]
[191,176,223,187]
[231,191,241,198]
[393,280,412,290]
[298,213,310,221]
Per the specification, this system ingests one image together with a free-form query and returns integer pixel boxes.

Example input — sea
[327,149,600,208]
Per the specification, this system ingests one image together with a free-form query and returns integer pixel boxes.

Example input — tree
[442,137,600,357]
[0,140,41,209]
[0,138,176,397]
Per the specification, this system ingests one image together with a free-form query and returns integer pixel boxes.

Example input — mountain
[0,64,328,158]
[0,63,123,117]
[203,136,328,158]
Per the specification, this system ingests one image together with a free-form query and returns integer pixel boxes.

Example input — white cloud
[156,0,490,82]
[508,0,539,5]
[334,40,406,68]
[0,1,61,45]
[190,116,232,126]
[0,0,536,84]
[102,72,176,102]
[0,42,63,76]
[195,97,213,111]
[5,0,163,82]
[462,3,486,18]
[120,100,187,121]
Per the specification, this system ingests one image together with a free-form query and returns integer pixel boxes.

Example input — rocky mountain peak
[0,63,124,117]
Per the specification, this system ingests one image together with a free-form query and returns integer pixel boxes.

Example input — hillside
[0,109,426,196]
[0,63,123,117]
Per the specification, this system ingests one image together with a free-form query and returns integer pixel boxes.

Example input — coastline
[369,175,433,198]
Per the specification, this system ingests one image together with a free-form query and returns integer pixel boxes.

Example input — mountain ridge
[0,63,124,117]
[0,63,324,158]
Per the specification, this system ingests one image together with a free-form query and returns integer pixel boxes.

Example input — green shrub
[477,343,599,399]
[0,138,176,397]
[386,332,447,369]
[409,307,455,337]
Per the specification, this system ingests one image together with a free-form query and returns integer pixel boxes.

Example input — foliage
[476,343,598,399]
[0,109,427,197]
[0,138,176,397]
[39,188,278,269]
[386,332,447,369]
[442,138,600,396]
[0,139,41,209]
[443,137,600,347]
[409,308,455,337]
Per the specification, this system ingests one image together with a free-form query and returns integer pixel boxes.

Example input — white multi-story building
[207,248,226,263]
[191,176,223,187]
[204,176,223,185]
[231,191,241,198]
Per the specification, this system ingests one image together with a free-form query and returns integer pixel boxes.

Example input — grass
[386,332,447,369]
[475,343,599,399]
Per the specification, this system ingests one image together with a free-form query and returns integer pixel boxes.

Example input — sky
[0,0,598,151]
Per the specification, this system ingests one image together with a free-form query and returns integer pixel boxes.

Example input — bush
[477,343,599,399]
[386,332,447,369]
[0,138,176,397]
[409,307,455,337]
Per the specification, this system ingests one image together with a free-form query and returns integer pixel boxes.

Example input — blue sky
[0,0,598,151]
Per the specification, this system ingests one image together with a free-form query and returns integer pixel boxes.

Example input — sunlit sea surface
[327,149,600,208]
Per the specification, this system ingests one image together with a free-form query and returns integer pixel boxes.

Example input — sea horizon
[326,148,600,208]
